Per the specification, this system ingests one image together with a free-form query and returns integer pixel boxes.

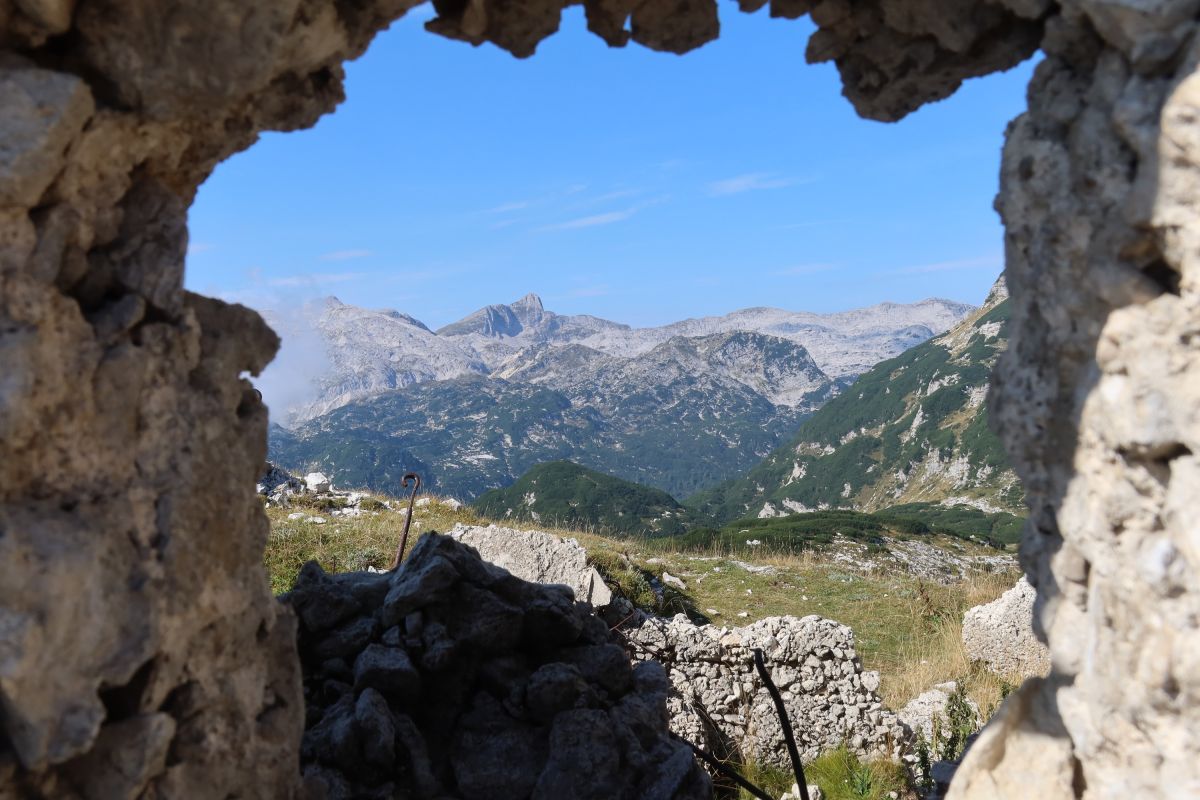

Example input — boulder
[257,461,302,500]
[448,524,613,608]
[897,681,980,746]
[305,472,332,493]
[961,577,1049,678]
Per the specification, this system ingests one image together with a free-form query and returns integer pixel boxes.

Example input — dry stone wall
[285,533,711,800]
[625,613,909,767]
[3,0,1200,798]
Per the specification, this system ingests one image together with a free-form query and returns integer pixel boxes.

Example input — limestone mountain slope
[273,292,973,425]
[687,279,1022,523]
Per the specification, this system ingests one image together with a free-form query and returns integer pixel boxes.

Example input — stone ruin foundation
[1,1,1199,798]
[285,532,710,799]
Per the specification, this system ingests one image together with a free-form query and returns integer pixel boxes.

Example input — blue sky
[185,3,1036,329]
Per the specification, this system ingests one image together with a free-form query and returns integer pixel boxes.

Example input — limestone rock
[897,681,981,746]
[780,784,823,800]
[961,577,1050,678]
[624,612,909,767]
[448,523,614,608]
[285,534,711,799]
[304,471,331,493]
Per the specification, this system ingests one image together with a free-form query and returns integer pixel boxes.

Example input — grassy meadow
[263,491,1022,715]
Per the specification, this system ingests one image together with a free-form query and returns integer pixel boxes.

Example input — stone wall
[2,1,1199,798]
[625,613,908,768]
[285,533,711,799]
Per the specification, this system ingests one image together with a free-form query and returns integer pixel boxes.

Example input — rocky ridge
[688,278,1023,523]
[6,0,1199,796]
[277,292,974,426]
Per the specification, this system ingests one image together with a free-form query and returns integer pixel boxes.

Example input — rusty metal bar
[389,472,422,570]
[753,647,809,800]
[682,739,774,800]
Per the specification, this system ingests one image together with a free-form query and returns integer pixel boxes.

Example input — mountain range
[266,292,974,498]
[685,278,1022,522]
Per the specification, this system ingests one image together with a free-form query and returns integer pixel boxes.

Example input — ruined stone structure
[625,612,908,767]
[1,1,1197,798]
[286,533,710,799]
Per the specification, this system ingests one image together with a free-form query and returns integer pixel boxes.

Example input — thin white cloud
[708,172,796,197]
[268,272,370,287]
[539,209,636,231]
[538,195,668,233]
[771,263,835,277]
[187,242,215,255]
[486,201,530,214]
[320,249,372,261]
[588,189,641,204]
[889,255,1002,275]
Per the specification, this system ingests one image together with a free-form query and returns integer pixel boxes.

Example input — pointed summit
[512,292,544,311]
[437,293,553,338]
[510,292,546,328]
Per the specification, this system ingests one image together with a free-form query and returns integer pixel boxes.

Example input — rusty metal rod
[753,647,809,800]
[681,739,773,800]
[389,472,421,570]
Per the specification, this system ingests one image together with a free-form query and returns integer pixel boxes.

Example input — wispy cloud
[771,263,835,277]
[541,209,635,231]
[708,172,797,197]
[538,195,668,232]
[486,201,530,214]
[586,188,643,204]
[320,249,372,261]
[888,255,1002,275]
[268,272,371,287]
[187,242,215,255]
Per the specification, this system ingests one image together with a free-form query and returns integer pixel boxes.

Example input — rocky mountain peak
[511,291,545,316]
[437,292,551,338]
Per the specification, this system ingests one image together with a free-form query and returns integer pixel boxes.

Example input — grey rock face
[624,613,908,767]
[448,523,614,608]
[961,578,1050,678]
[285,534,711,799]
[276,292,971,427]
[898,681,981,747]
